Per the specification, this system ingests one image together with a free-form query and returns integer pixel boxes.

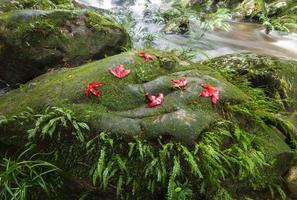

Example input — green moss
[0,0,76,12]
[84,10,122,32]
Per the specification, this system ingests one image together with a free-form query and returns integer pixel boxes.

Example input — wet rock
[162,16,189,34]
[0,9,130,84]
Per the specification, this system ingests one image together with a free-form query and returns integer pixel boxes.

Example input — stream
[77,0,297,61]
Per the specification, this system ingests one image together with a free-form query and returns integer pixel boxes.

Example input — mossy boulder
[0,50,247,144]
[0,9,130,84]
[0,50,294,162]
[206,53,297,113]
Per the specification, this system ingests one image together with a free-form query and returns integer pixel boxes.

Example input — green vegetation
[26,106,89,144]
[145,2,232,33]
[0,0,76,12]
[87,122,286,200]
[0,105,291,199]
[144,0,297,34]
[0,148,62,200]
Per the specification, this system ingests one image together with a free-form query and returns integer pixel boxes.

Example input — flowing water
[77,0,297,61]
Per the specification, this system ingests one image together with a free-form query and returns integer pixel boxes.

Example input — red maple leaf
[138,51,153,62]
[172,78,187,89]
[110,64,131,78]
[199,83,219,105]
[146,92,164,108]
[85,81,104,97]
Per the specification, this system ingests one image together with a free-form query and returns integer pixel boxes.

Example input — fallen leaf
[85,81,104,97]
[199,83,219,105]
[110,64,131,79]
[138,51,153,62]
[172,78,187,89]
[146,92,164,108]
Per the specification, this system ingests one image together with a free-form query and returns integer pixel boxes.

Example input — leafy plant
[0,148,63,200]
[27,106,89,144]
[200,8,232,31]
[134,63,154,83]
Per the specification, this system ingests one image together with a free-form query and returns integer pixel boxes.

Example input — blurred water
[77,0,297,61]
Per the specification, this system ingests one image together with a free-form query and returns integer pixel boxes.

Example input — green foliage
[0,148,62,200]
[200,8,232,31]
[87,121,285,200]
[112,7,158,49]
[170,5,231,32]
[0,0,75,11]
[1,106,90,145]
[134,65,152,83]
[27,106,89,144]
[233,0,297,32]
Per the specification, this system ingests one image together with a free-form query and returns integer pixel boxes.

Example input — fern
[167,156,181,200]
[26,107,89,144]
[87,127,285,200]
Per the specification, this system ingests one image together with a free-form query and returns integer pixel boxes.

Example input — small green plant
[0,148,63,200]
[27,107,89,144]
[135,66,150,83]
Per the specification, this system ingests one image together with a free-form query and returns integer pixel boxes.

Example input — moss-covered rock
[206,53,297,113]
[0,50,246,143]
[0,9,130,84]
[0,49,294,158]
[0,50,296,199]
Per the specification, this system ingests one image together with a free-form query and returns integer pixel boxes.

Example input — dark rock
[0,9,130,84]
